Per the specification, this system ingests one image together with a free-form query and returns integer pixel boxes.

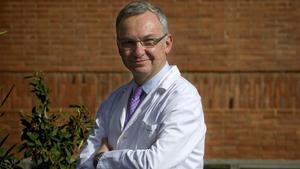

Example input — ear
[117,42,121,54]
[117,40,125,56]
[164,34,173,55]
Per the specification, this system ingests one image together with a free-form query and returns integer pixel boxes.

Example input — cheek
[119,50,130,60]
[147,47,165,60]
[145,49,158,60]
[119,54,129,66]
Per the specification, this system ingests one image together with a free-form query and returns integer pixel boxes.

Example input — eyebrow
[118,34,159,41]
[142,34,157,39]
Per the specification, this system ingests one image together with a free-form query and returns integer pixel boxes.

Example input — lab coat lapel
[117,81,135,131]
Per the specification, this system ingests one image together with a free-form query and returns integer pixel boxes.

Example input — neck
[133,75,148,86]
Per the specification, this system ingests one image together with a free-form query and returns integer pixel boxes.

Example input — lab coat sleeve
[76,104,108,169]
[97,91,206,169]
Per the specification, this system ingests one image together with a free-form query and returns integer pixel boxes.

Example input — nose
[133,41,146,56]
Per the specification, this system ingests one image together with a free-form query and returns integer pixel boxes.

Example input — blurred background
[0,0,299,168]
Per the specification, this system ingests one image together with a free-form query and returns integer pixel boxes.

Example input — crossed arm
[77,93,206,169]
[97,96,205,168]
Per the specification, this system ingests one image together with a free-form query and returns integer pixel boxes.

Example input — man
[77,1,206,168]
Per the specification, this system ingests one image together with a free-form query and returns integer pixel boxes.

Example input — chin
[131,66,151,76]
[133,67,149,74]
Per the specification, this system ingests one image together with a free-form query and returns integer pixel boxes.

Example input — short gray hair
[116,1,169,35]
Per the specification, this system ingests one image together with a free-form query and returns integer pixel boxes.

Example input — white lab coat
[77,66,206,169]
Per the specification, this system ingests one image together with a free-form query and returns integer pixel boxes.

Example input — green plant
[19,73,93,169]
[0,29,20,169]
[0,84,14,115]
[0,31,7,36]
[0,85,21,169]
[0,134,21,169]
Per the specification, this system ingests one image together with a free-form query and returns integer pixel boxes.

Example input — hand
[97,137,110,153]
[93,138,111,168]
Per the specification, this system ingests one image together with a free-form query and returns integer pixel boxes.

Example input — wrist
[93,152,104,168]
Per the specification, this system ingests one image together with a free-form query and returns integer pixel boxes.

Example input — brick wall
[1,0,299,160]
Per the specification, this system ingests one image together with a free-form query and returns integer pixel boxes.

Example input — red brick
[0,0,300,161]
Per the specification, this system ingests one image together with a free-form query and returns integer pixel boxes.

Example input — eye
[120,40,136,48]
[142,39,156,46]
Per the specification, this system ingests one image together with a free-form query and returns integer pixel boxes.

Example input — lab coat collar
[157,65,181,91]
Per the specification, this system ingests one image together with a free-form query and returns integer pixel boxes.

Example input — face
[117,11,173,85]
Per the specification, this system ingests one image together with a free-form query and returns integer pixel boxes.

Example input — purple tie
[125,86,143,126]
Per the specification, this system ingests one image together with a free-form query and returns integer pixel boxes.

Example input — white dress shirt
[77,65,206,169]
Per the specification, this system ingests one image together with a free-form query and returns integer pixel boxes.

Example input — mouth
[129,59,149,64]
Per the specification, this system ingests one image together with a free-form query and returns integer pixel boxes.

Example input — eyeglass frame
[117,33,168,50]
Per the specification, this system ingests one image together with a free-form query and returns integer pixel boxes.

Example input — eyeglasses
[117,33,168,49]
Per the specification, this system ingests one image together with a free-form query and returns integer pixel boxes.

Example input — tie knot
[132,86,143,100]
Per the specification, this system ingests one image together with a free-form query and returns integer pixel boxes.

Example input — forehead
[117,11,163,37]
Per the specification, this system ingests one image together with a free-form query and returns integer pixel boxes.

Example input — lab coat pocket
[138,121,158,148]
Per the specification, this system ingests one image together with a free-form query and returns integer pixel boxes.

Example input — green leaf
[0,84,14,107]
[27,132,38,141]
[0,134,9,147]
[0,30,7,35]
[20,118,32,128]
[24,150,32,158]
[0,147,5,156]
[2,144,17,158]
[17,143,26,153]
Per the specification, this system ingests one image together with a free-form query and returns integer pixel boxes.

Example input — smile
[129,59,149,63]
